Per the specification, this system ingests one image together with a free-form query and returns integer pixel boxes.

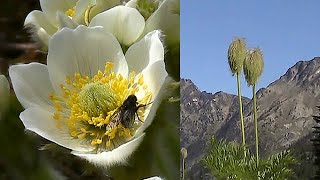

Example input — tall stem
[253,84,259,166]
[182,158,185,180]
[236,72,246,157]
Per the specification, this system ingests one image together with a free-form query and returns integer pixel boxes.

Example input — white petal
[142,177,163,180]
[21,107,94,152]
[73,0,95,24]
[143,0,180,46]
[47,25,128,94]
[74,0,121,24]
[89,0,122,20]
[33,28,51,47]
[40,0,77,25]
[72,133,145,167]
[90,6,145,46]
[134,60,167,105]
[125,30,164,75]
[9,63,55,111]
[24,10,58,35]
[125,0,138,8]
[24,11,56,47]
[141,61,167,98]
[135,76,173,137]
[57,11,79,29]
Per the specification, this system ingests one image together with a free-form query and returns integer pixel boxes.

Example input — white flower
[25,0,121,48]
[89,0,180,47]
[0,75,10,118]
[126,0,180,47]
[89,5,145,46]
[9,25,168,166]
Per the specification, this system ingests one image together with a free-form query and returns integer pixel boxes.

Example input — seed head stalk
[253,84,259,165]
[243,48,264,166]
[227,38,247,157]
[237,72,246,157]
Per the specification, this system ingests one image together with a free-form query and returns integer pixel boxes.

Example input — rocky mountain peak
[278,57,320,87]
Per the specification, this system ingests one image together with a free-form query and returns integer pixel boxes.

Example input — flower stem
[253,84,259,166]
[182,158,185,180]
[236,72,246,157]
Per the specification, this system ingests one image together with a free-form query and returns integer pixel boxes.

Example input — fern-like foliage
[202,138,296,180]
[312,106,320,178]
[258,150,296,179]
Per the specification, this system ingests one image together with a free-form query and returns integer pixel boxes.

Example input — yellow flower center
[49,62,152,151]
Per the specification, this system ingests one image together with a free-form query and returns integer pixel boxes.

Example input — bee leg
[137,104,147,109]
[136,112,144,123]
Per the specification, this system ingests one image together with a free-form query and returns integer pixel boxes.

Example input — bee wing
[107,107,122,129]
[121,109,136,128]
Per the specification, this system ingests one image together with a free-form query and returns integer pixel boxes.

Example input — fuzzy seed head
[243,48,264,86]
[228,37,247,75]
[181,147,188,159]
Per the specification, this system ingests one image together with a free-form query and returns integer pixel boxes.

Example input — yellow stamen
[53,113,60,120]
[65,7,76,17]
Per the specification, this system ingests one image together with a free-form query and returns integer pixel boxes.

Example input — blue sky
[181,0,320,98]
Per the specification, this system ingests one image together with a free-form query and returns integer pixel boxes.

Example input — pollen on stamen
[78,133,86,139]
[106,140,111,148]
[65,76,72,84]
[65,7,75,17]
[53,113,61,120]
[71,131,78,137]
[129,71,136,85]
[138,74,144,85]
[49,93,58,101]
[54,101,63,111]
[143,93,152,103]
[92,139,102,145]
[104,62,114,73]
[80,127,87,133]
